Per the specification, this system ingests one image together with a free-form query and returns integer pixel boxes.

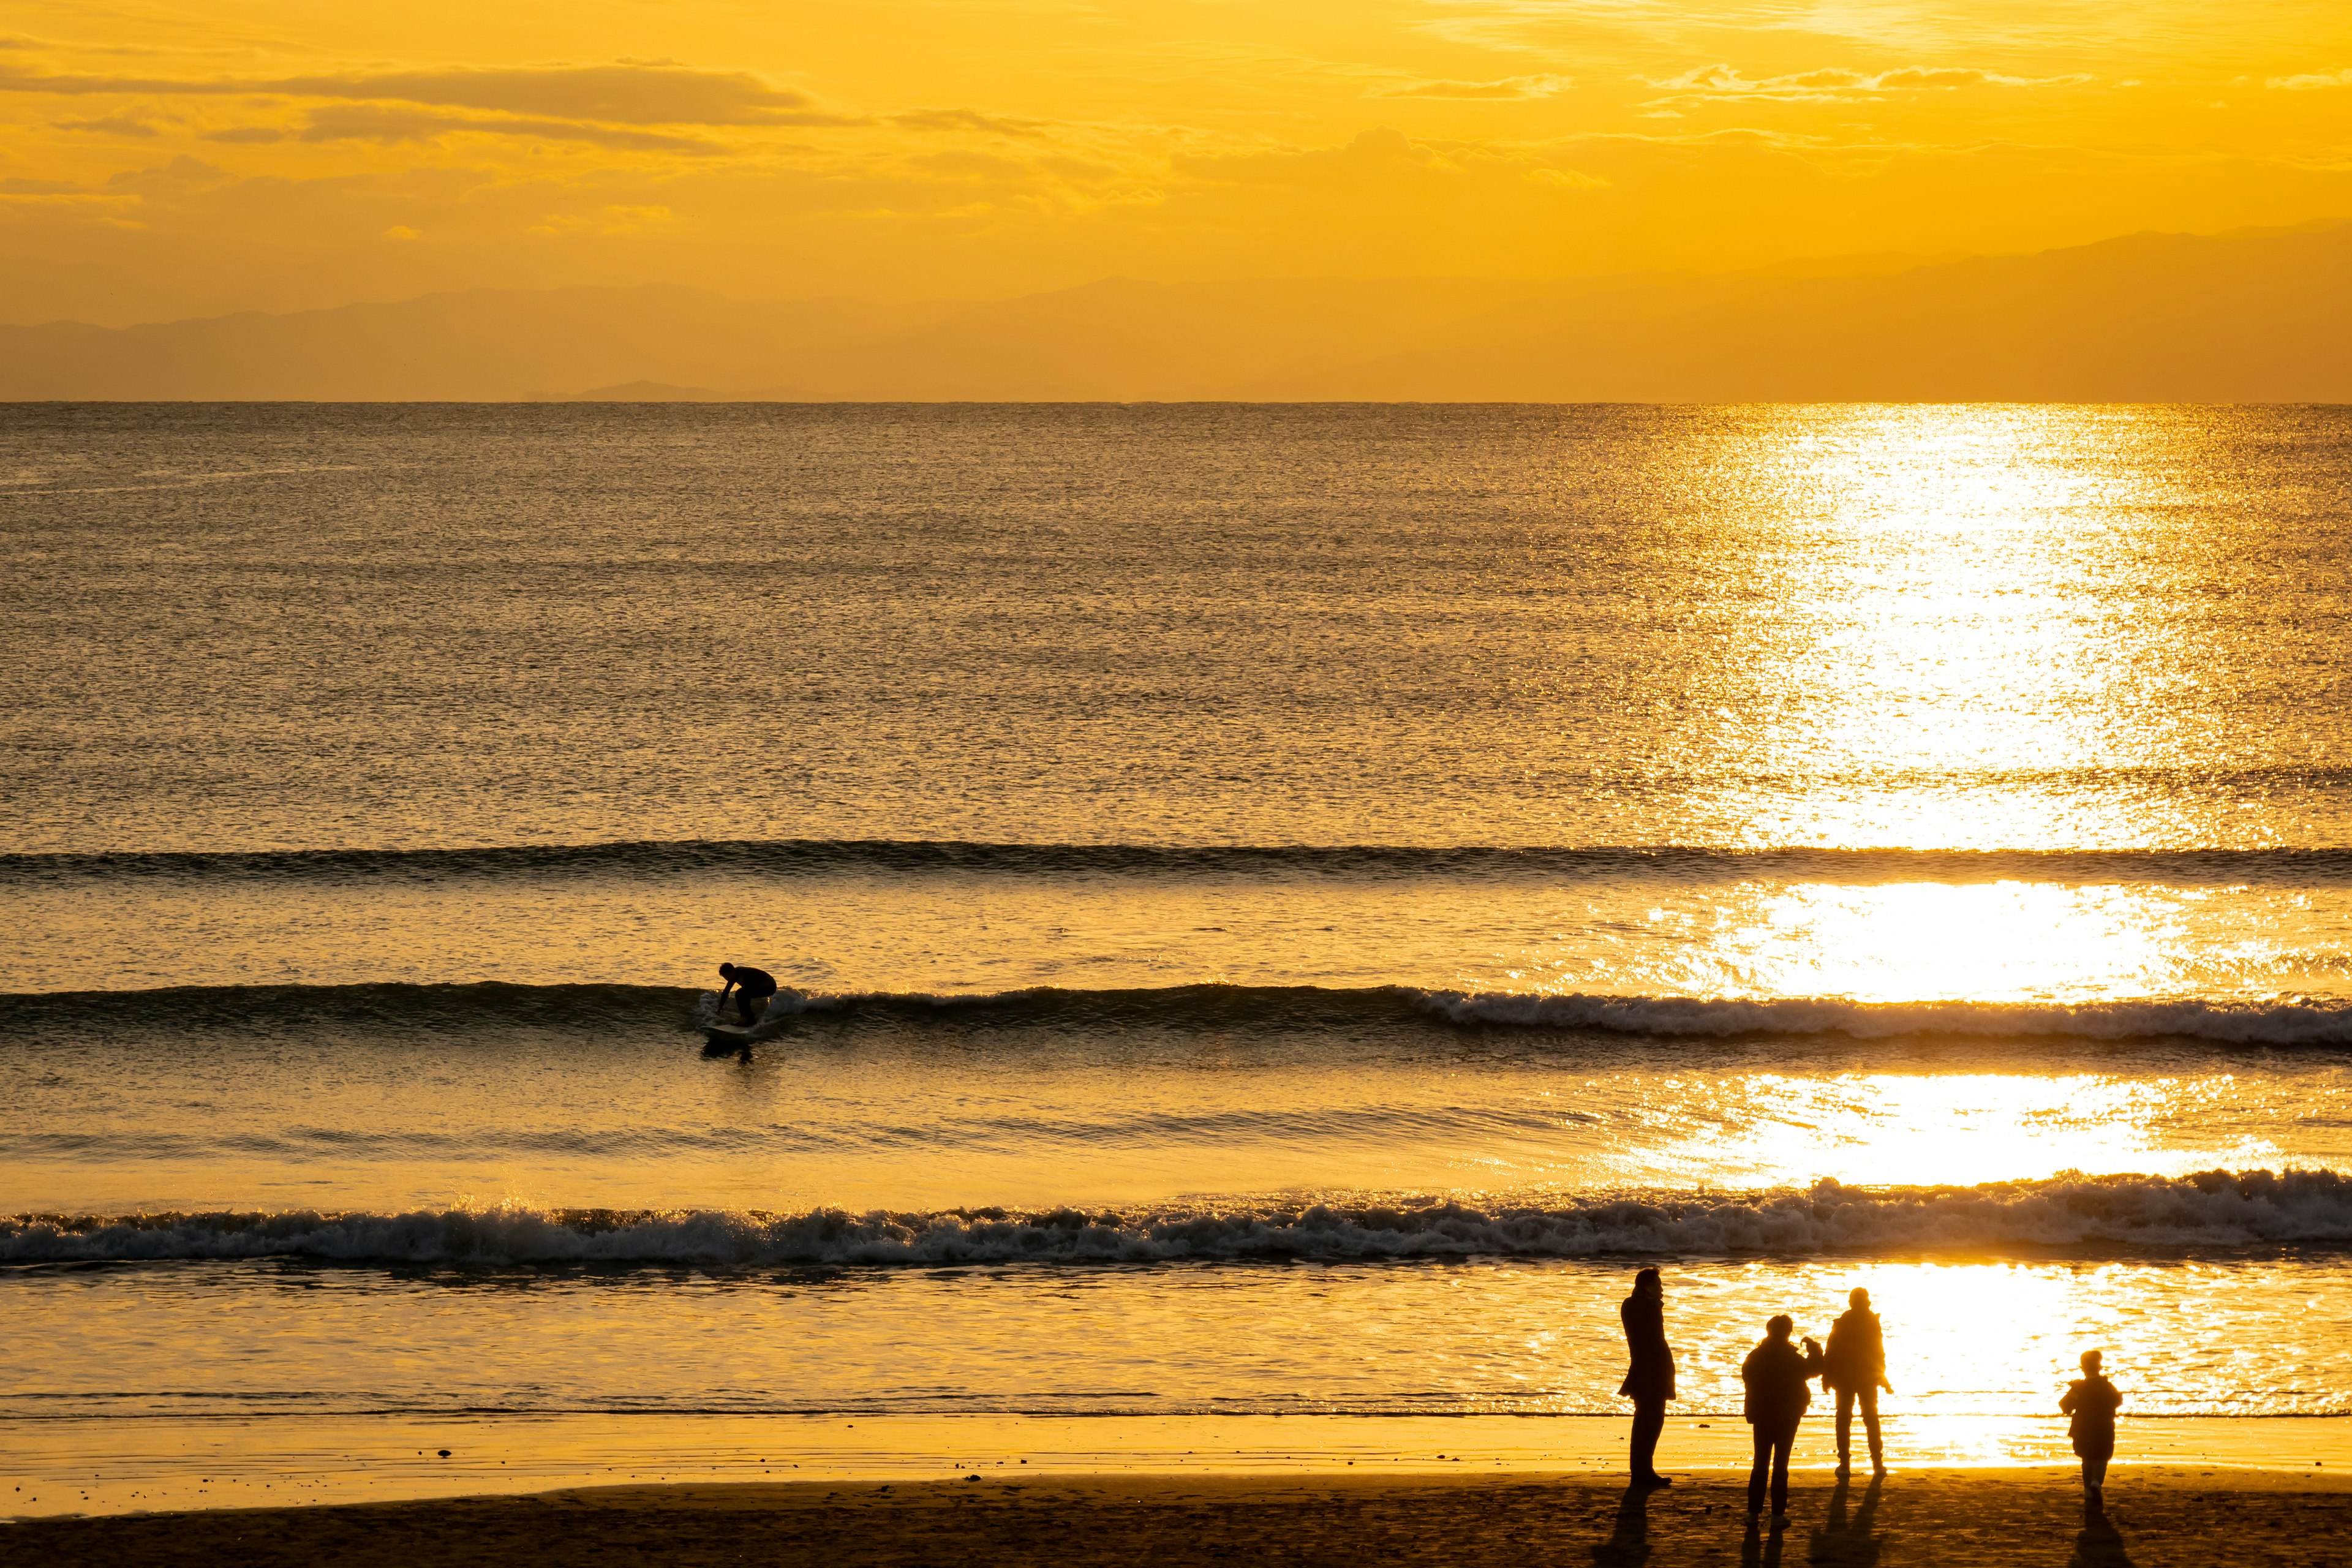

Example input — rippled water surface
[6,404,2352,1432]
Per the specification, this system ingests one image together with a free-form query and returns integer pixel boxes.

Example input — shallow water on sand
[8,1256,2350,1420]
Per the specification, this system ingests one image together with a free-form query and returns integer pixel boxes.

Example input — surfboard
[702,1023,758,1052]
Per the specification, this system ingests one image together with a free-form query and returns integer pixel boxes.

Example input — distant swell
[8,839,2352,886]
[1412,990,2352,1046]
[10,1170,2350,1264]
[9,981,2352,1046]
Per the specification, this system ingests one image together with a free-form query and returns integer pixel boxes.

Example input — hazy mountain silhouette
[6,221,2346,401]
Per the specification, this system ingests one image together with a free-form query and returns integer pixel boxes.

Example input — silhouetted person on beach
[2061,1349,2123,1502]
[1741,1314,1825,1521]
[1618,1266,1676,1488]
[716,962,778,1027]
[1823,1286,1892,1476]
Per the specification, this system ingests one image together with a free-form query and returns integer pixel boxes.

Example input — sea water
[5,404,2352,1455]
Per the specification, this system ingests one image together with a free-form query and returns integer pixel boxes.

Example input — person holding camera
[1741,1314,1827,1521]
[1823,1286,1893,1476]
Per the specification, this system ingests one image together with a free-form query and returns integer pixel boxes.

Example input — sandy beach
[13,1469,2352,1567]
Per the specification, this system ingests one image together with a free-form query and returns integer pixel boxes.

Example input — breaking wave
[9,981,2352,1046]
[9,1170,2350,1265]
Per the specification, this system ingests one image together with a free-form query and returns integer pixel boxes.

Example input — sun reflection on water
[1706,407,2219,851]
[1655,1072,2278,1189]
[1730,881,2179,1002]
[1654,1256,2338,1423]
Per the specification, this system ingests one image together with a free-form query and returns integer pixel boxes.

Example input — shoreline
[7,1412,2346,1521]
[12,1469,2352,1566]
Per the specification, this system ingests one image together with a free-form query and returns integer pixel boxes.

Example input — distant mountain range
[6,221,2349,401]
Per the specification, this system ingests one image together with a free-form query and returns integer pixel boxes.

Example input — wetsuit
[720,965,778,1026]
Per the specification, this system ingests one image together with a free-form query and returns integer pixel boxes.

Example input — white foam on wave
[692,984,2352,1046]
[1412,990,2352,1045]
[9,1169,2349,1265]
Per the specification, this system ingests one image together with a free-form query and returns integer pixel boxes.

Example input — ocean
[6,403,2352,1484]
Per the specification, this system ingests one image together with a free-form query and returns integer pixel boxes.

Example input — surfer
[715,962,778,1027]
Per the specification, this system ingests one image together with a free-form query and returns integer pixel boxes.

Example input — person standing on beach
[1823,1286,1892,1476]
[2060,1350,2124,1501]
[715,962,778,1027]
[1741,1314,1826,1521]
[1617,1267,1676,1487]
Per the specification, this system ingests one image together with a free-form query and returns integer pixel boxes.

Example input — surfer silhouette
[716,962,778,1027]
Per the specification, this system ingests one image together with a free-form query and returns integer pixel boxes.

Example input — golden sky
[4,0,2350,323]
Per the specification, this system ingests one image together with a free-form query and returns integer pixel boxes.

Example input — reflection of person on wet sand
[1741,1313,1825,1522]
[2061,1349,2124,1501]
[1617,1267,1676,1488]
[1823,1286,1892,1477]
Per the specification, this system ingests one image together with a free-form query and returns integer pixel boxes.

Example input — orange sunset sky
[3,0,2350,326]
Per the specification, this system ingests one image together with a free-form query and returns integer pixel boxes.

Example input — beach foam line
[10,981,2352,1047]
[7,839,2352,886]
[10,1169,2351,1264]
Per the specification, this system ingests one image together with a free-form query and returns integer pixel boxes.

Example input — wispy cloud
[54,111,161,135]
[295,105,726,154]
[2267,69,2352,91]
[0,61,861,126]
[1175,126,1449,186]
[1645,63,2093,102]
[888,107,1055,137]
[1376,73,1570,100]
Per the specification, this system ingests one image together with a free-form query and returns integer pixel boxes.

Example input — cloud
[55,112,162,136]
[296,105,724,154]
[0,61,860,126]
[2267,69,2352,91]
[913,148,1033,179]
[1645,64,2092,101]
[1378,74,1570,100]
[527,203,680,238]
[101,155,232,195]
[202,126,288,145]
[1174,126,1446,186]
[889,108,1054,137]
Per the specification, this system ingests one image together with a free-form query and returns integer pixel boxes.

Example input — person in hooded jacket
[2060,1349,2124,1500]
[1617,1267,1676,1487]
[1741,1314,1826,1521]
[1822,1286,1892,1476]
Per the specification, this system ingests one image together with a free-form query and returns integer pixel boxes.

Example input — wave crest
[1413,990,2352,1046]
[10,840,2352,886]
[8,981,2352,1046]
[10,1170,2350,1265]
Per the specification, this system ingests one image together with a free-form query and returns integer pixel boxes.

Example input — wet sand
[12,1469,2352,1567]
[14,1411,2350,1520]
